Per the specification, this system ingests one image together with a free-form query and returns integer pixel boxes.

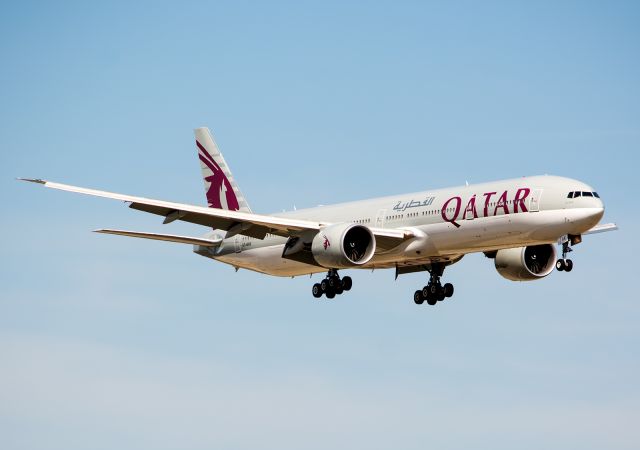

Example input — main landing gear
[312,269,353,299]
[556,241,574,272]
[413,263,454,306]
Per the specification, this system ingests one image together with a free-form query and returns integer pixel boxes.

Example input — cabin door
[529,189,543,212]
[375,209,386,228]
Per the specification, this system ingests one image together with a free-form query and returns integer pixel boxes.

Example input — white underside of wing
[23,179,320,232]
[584,223,618,235]
[20,178,413,245]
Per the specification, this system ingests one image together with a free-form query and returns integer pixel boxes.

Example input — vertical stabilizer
[194,127,252,212]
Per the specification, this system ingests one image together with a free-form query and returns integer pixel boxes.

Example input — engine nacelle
[494,244,557,281]
[311,223,376,268]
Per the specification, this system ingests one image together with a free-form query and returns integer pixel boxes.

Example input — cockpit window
[574,191,582,198]
[583,191,593,197]
[567,192,574,198]
[593,192,600,198]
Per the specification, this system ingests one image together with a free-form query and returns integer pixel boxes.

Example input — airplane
[20,127,617,305]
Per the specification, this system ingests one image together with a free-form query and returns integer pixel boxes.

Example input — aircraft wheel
[328,277,337,288]
[326,289,336,299]
[422,286,430,298]
[443,283,454,298]
[556,259,565,271]
[565,259,573,272]
[426,294,438,306]
[342,276,352,291]
[335,286,344,295]
[312,283,323,298]
[320,279,329,292]
[414,290,424,305]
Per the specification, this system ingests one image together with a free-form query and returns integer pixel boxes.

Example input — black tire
[335,286,344,295]
[326,289,336,299]
[556,259,565,271]
[429,284,439,295]
[320,279,329,292]
[443,283,454,298]
[422,286,430,298]
[414,290,424,305]
[328,277,337,288]
[342,276,352,291]
[565,259,573,272]
[312,283,323,298]
[426,294,438,306]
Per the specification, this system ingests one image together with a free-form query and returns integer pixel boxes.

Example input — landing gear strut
[413,263,454,306]
[556,241,574,272]
[312,269,352,299]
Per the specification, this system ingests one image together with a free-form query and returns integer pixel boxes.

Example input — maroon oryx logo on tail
[197,140,240,211]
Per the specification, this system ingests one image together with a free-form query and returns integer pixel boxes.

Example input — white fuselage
[195,175,604,276]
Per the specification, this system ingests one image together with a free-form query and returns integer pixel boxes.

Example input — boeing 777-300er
[20,128,618,305]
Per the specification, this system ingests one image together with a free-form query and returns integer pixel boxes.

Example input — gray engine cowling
[494,244,557,281]
[311,223,376,268]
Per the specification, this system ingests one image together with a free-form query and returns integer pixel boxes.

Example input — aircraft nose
[592,206,605,222]
[572,206,604,232]
[594,195,605,214]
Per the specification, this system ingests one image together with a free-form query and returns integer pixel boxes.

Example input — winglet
[17,178,46,184]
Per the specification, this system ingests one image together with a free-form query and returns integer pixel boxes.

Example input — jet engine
[311,223,376,268]
[494,244,557,281]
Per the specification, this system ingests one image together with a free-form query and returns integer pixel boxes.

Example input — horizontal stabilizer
[584,223,618,235]
[94,229,222,247]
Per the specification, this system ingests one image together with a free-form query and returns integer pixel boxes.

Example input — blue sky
[1,1,639,449]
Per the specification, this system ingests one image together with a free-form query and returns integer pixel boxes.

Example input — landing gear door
[529,189,543,212]
[375,209,386,228]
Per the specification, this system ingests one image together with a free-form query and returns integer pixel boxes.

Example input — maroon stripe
[198,153,217,173]
[196,140,217,167]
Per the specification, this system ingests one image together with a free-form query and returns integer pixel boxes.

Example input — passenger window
[574,191,582,198]
[593,192,600,198]
[567,192,574,198]
[583,191,593,197]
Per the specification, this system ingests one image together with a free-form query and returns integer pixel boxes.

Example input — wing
[20,179,413,249]
[584,223,618,235]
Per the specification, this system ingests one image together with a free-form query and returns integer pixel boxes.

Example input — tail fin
[194,127,252,212]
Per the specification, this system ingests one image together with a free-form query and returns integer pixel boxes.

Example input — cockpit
[568,191,600,198]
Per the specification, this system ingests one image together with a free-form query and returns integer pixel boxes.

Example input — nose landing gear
[312,269,352,299]
[413,263,454,306]
[556,240,574,272]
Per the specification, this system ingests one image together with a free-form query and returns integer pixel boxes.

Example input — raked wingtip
[17,177,46,184]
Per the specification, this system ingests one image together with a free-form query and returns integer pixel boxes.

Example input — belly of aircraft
[210,209,599,277]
